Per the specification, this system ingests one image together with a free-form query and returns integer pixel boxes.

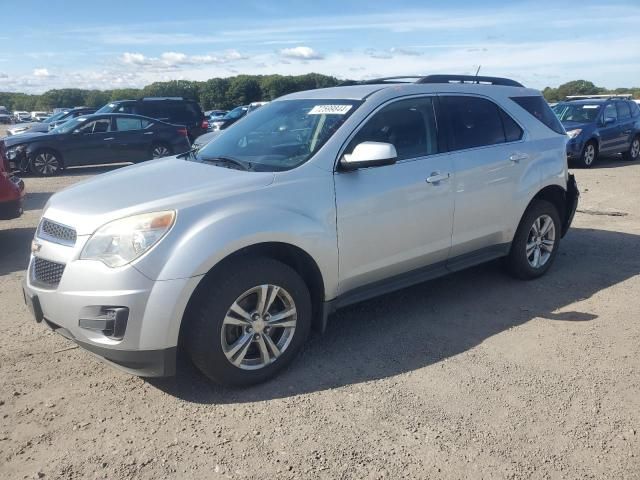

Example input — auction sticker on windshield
[308,105,353,115]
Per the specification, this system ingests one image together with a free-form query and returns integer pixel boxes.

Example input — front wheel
[30,150,62,176]
[622,136,640,162]
[505,200,561,280]
[578,141,597,168]
[186,258,312,386]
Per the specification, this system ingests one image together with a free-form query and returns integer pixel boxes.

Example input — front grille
[33,258,66,287]
[38,219,77,245]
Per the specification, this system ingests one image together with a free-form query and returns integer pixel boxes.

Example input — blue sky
[2,0,639,93]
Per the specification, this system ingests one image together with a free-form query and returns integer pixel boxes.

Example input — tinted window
[347,97,439,160]
[78,118,111,134]
[500,110,524,142]
[616,102,631,120]
[443,96,505,150]
[512,96,565,134]
[603,104,618,122]
[115,117,147,131]
[630,101,640,117]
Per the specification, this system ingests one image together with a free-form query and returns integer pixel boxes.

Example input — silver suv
[23,75,579,386]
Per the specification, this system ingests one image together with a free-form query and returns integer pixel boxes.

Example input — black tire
[578,140,598,168]
[622,136,640,162]
[30,149,63,177]
[505,200,561,280]
[150,143,173,159]
[186,257,312,386]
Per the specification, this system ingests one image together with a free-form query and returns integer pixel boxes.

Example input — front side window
[442,96,506,150]
[603,104,618,123]
[345,97,439,160]
[616,102,631,120]
[195,99,360,171]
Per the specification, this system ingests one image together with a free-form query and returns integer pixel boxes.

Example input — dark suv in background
[552,95,640,167]
[96,97,207,141]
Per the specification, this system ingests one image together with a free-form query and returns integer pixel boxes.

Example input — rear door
[111,116,154,162]
[439,95,528,258]
[616,101,634,151]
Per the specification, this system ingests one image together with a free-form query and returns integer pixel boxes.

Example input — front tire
[506,200,561,280]
[578,141,598,168]
[622,136,640,162]
[30,150,62,176]
[186,258,312,386]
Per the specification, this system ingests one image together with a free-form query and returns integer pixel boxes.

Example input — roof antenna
[474,65,482,83]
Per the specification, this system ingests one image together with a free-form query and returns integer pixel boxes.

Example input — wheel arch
[178,241,327,349]
[525,183,573,237]
[28,145,65,169]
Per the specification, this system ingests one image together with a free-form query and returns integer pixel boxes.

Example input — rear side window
[616,102,631,120]
[511,96,564,135]
[442,96,506,150]
[500,110,524,142]
[115,117,146,131]
[346,97,439,160]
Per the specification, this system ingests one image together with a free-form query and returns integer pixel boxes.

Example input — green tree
[227,76,262,106]
[199,78,231,109]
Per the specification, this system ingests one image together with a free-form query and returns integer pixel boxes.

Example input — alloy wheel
[526,214,556,269]
[631,139,640,160]
[221,284,297,370]
[583,144,595,166]
[152,145,171,158]
[33,152,60,176]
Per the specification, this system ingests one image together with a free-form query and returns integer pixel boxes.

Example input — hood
[3,130,49,147]
[44,156,275,235]
[560,120,591,131]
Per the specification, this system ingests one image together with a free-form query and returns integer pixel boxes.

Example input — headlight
[566,129,582,139]
[81,211,176,267]
[6,145,26,160]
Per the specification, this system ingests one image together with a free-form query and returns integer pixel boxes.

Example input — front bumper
[562,174,579,237]
[566,138,584,159]
[23,235,202,377]
[0,174,24,219]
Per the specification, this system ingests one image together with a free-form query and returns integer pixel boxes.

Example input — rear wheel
[622,136,640,162]
[506,200,561,280]
[30,150,62,176]
[579,141,597,168]
[186,258,312,386]
[150,143,172,159]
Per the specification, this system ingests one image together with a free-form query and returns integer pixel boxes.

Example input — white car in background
[30,111,50,122]
[13,111,32,123]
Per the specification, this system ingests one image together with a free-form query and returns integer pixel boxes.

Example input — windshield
[49,116,87,134]
[223,106,248,120]
[552,103,602,123]
[195,99,361,171]
[43,110,69,123]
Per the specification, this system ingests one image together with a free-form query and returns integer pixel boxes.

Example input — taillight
[177,128,188,137]
[201,119,209,129]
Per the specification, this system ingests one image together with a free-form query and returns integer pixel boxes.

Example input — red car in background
[0,142,25,219]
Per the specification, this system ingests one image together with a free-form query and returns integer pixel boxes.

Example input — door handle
[623,129,632,134]
[103,137,115,141]
[144,131,154,135]
[426,172,450,184]
[509,153,529,163]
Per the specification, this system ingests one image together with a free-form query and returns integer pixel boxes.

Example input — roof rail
[140,97,184,101]
[565,94,632,100]
[417,75,524,87]
[351,74,524,87]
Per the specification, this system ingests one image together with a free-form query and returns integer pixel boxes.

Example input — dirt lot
[1,129,639,479]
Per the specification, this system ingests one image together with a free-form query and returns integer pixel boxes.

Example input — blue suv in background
[552,96,640,167]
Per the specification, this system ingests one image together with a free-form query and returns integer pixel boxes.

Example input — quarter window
[512,96,565,134]
[442,96,506,150]
[346,97,439,161]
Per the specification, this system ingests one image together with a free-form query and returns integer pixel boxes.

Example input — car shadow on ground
[23,192,54,211]
[0,227,35,275]
[573,154,638,170]
[148,227,640,404]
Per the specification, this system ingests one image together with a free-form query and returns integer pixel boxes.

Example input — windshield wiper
[199,156,252,171]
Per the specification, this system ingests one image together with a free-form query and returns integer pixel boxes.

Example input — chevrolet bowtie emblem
[31,241,42,254]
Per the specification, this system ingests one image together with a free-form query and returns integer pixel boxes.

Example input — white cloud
[33,68,51,77]
[280,46,323,60]
[120,50,246,70]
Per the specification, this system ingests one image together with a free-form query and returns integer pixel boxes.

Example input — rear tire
[505,200,561,280]
[622,136,640,162]
[186,257,312,386]
[578,141,598,168]
[150,143,172,159]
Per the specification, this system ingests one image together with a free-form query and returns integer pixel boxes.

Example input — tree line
[1,75,638,112]
[0,73,340,111]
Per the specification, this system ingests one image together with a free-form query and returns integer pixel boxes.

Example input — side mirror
[604,116,616,126]
[340,141,397,171]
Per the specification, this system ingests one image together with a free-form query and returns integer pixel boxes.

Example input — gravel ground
[1,128,639,479]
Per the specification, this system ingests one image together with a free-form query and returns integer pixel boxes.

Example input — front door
[334,96,454,295]
[598,103,622,154]
[64,117,114,166]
